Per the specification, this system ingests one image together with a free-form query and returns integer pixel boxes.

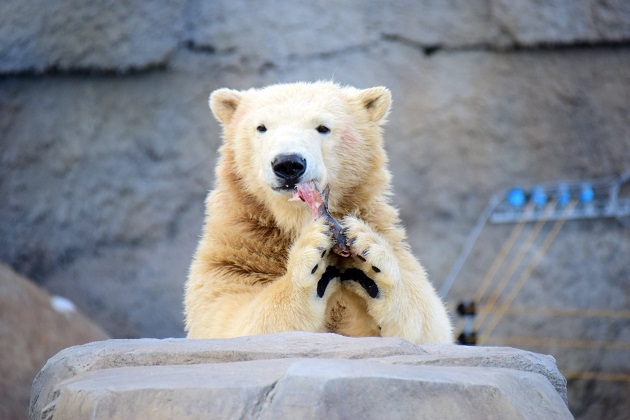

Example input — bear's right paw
[317,265,340,298]
[288,218,337,293]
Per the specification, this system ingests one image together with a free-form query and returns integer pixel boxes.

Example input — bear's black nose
[272,154,307,183]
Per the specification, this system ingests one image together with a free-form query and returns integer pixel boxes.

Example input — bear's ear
[356,87,392,122]
[209,88,242,125]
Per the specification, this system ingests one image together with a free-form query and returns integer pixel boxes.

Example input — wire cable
[439,195,500,299]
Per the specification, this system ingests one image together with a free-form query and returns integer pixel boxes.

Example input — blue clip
[531,186,548,207]
[507,187,525,207]
[557,184,570,207]
[580,184,594,203]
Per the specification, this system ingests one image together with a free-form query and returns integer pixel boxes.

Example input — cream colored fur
[184,81,453,344]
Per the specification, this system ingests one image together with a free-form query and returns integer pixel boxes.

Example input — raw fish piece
[290,181,350,257]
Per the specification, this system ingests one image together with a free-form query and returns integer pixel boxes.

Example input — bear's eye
[316,125,330,134]
[257,125,267,133]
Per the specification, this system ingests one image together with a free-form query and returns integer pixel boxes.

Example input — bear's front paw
[288,218,340,297]
[341,216,401,294]
[317,266,340,298]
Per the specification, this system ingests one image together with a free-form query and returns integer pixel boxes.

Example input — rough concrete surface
[2,46,628,341]
[0,263,109,420]
[4,1,629,74]
[1,1,629,418]
[0,0,185,73]
[492,0,630,45]
[31,333,571,419]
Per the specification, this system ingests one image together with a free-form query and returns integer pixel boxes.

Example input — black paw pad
[317,266,340,298]
[341,268,379,298]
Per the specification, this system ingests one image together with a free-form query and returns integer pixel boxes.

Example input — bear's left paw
[341,216,401,290]
[340,268,379,298]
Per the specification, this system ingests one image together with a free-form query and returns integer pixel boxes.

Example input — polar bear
[184,82,453,344]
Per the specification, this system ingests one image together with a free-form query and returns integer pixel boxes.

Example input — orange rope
[485,335,630,350]
[472,204,534,303]
[499,306,630,319]
[477,201,576,344]
[474,203,556,330]
[562,371,630,382]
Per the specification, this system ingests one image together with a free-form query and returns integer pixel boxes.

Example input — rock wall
[30,332,572,419]
[1,1,629,418]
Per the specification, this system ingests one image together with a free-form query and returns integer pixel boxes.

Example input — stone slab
[43,359,571,419]
[30,332,569,418]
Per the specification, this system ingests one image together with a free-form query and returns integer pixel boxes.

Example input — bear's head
[210,81,392,226]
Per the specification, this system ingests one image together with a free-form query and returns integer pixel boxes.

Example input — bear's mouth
[272,185,299,194]
[272,179,317,194]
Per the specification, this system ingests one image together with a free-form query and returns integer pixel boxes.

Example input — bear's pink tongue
[289,181,351,257]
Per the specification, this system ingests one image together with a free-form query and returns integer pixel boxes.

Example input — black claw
[358,255,366,262]
[340,268,379,298]
[372,266,381,273]
[311,264,319,274]
[317,266,341,298]
[321,250,326,258]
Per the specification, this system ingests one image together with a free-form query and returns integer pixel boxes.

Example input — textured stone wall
[1,1,629,418]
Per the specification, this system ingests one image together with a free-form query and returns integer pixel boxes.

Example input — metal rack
[489,172,630,224]
[440,170,630,300]
[440,170,630,355]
